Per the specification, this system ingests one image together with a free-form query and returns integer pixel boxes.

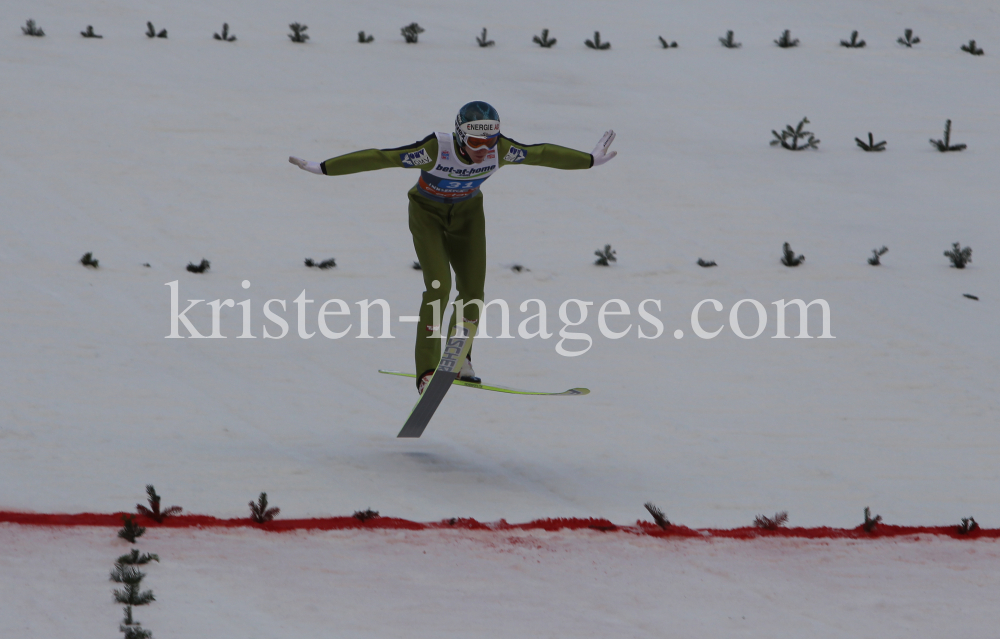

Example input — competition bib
[415,132,499,203]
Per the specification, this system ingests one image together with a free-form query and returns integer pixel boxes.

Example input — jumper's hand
[289,156,323,175]
[590,130,617,167]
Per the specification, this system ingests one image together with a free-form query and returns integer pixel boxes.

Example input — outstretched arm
[289,134,439,176]
[497,130,617,169]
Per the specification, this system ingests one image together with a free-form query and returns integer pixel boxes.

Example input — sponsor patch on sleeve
[400,148,433,167]
[503,146,527,163]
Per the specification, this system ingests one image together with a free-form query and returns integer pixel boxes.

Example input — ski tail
[397,321,477,438]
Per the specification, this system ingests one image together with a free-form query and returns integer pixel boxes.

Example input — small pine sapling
[146,22,167,39]
[358,31,374,43]
[288,23,309,43]
[897,29,920,47]
[963,294,979,301]
[944,242,972,269]
[771,117,819,150]
[754,511,789,530]
[354,508,380,522]
[961,40,984,56]
[81,252,99,268]
[658,36,677,49]
[111,565,155,606]
[117,514,146,543]
[840,31,866,48]
[643,502,670,529]
[585,31,611,50]
[120,606,152,639]
[186,259,210,273]
[401,23,424,44]
[511,264,528,273]
[533,29,556,48]
[774,29,799,48]
[116,549,160,566]
[868,246,889,265]
[476,28,494,47]
[863,506,882,532]
[214,23,236,42]
[304,257,336,269]
[81,26,103,38]
[697,258,717,267]
[136,484,182,522]
[249,492,281,523]
[781,242,805,267]
[594,244,617,266]
[22,20,45,37]
[957,517,979,534]
[930,120,967,152]
[412,261,422,270]
[855,132,886,152]
[719,30,741,48]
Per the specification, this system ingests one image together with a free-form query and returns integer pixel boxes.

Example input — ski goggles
[465,133,500,149]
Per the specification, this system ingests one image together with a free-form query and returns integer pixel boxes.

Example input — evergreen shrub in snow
[288,23,308,43]
[358,31,374,43]
[855,132,886,152]
[594,244,617,266]
[944,242,972,269]
[22,20,44,37]
[249,492,281,523]
[774,29,799,48]
[719,30,741,48]
[186,259,210,273]
[868,246,889,265]
[957,517,979,534]
[401,23,424,43]
[771,117,819,150]
[754,511,789,529]
[533,29,556,48]
[961,40,984,55]
[146,22,167,39]
[930,120,966,152]
[585,31,610,50]
[840,31,865,48]
[644,502,670,529]
[136,485,182,522]
[658,36,678,49]
[304,257,336,269]
[119,606,152,639]
[81,252,99,268]
[781,242,804,267]
[697,258,717,267]
[354,508,380,522]
[897,29,920,47]
[511,264,528,273]
[863,506,882,532]
[81,26,102,38]
[214,23,236,42]
[117,514,145,543]
[476,28,494,47]
[412,261,421,270]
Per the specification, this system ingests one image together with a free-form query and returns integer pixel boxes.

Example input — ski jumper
[320,132,593,376]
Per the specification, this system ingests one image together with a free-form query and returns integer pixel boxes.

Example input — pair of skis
[380,320,589,438]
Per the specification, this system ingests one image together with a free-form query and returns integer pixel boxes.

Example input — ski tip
[567,388,590,396]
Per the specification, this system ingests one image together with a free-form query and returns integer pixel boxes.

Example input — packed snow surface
[2,0,999,634]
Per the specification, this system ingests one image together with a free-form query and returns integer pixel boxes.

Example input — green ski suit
[320,132,593,377]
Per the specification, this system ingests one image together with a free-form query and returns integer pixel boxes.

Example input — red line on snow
[0,512,996,540]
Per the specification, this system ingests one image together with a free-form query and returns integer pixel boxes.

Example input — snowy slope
[2,0,999,527]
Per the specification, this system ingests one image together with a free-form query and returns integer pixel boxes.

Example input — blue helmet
[455,101,500,148]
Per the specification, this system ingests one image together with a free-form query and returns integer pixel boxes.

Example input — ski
[396,321,477,438]
[379,370,589,397]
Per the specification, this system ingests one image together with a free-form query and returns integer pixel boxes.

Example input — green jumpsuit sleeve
[496,135,594,170]
[320,134,439,175]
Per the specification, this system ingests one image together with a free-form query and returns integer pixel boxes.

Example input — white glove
[590,130,617,167]
[289,156,323,175]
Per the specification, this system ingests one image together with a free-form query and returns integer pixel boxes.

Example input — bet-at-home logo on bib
[504,147,527,163]
[400,148,433,167]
